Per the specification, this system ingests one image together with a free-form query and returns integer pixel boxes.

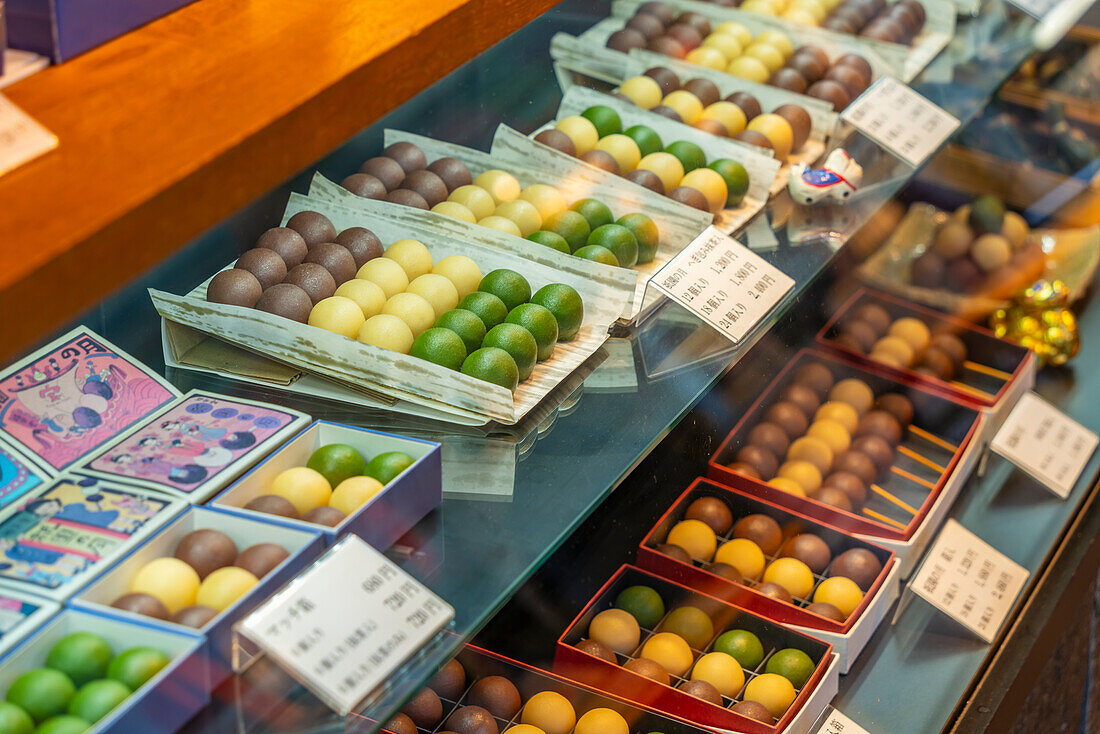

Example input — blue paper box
[71,505,324,689]
[0,607,207,732]
[211,421,442,549]
[6,0,200,62]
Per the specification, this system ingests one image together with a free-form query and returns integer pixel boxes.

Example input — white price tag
[1006,0,1057,18]
[650,226,794,343]
[815,707,871,734]
[841,77,960,168]
[237,535,453,715]
[990,392,1097,499]
[0,94,57,177]
[909,520,1028,643]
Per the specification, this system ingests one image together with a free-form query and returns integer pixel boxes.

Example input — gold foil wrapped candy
[991,279,1079,366]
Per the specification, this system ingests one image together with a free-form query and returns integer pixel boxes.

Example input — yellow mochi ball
[814,576,864,616]
[691,651,745,697]
[778,460,823,493]
[755,29,794,57]
[769,477,807,496]
[744,43,785,73]
[745,673,797,717]
[382,292,436,337]
[748,113,794,160]
[638,152,685,193]
[357,314,414,354]
[130,558,199,614]
[495,199,543,236]
[703,33,744,62]
[522,691,576,734]
[640,632,694,676]
[555,115,599,154]
[478,215,523,237]
[356,258,409,299]
[334,279,386,319]
[662,90,705,124]
[686,46,728,71]
[197,567,258,612]
[271,466,332,515]
[474,169,522,204]
[588,608,640,654]
[784,6,820,24]
[681,169,729,213]
[383,239,433,280]
[520,184,567,221]
[406,273,460,316]
[430,200,477,223]
[618,75,663,109]
[717,21,753,47]
[433,255,482,297]
[448,185,496,220]
[574,708,628,734]
[728,56,770,83]
[595,134,642,173]
[308,296,365,338]
[330,475,384,515]
[715,538,766,578]
[505,727,547,734]
[702,101,747,136]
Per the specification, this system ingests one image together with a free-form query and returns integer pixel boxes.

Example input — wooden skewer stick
[963,360,1014,381]
[863,508,907,530]
[949,381,997,402]
[891,465,937,490]
[871,483,919,515]
[897,445,947,474]
[909,425,958,452]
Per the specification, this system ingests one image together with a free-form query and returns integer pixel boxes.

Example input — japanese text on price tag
[841,77,959,168]
[815,707,871,734]
[651,226,794,343]
[990,391,1098,499]
[238,535,453,715]
[909,520,1028,643]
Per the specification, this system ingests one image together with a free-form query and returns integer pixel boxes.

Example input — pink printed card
[80,390,309,502]
[0,328,179,475]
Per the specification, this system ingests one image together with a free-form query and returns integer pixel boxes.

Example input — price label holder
[893,520,1028,643]
[989,391,1098,499]
[0,94,57,177]
[234,534,454,716]
[813,706,872,734]
[649,226,794,344]
[841,77,960,169]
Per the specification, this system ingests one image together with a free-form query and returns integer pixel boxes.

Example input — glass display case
[1,0,1099,732]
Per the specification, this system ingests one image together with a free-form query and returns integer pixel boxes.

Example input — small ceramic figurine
[789,149,863,205]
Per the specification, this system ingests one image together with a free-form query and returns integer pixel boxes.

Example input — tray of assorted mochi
[149,191,629,426]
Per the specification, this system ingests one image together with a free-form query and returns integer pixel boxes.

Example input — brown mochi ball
[207,269,263,308]
[334,227,383,268]
[467,676,521,719]
[341,173,388,200]
[382,142,428,174]
[401,687,443,729]
[576,639,618,663]
[428,658,466,700]
[235,248,287,290]
[304,243,357,285]
[624,657,671,685]
[174,529,238,579]
[359,157,405,191]
[286,211,337,247]
[686,496,734,534]
[256,227,309,268]
[283,263,336,305]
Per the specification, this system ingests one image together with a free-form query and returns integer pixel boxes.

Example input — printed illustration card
[0,328,179,476]
[0,475,183,600]
[0,589,59,657]
[0,443,46,512]
[80,391,309,502]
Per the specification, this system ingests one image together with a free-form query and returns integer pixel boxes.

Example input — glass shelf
[29,1,1093,732]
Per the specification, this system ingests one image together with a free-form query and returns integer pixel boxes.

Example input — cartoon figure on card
[85,395,296,495]
[0,478,170,591]
[0,332,176,473]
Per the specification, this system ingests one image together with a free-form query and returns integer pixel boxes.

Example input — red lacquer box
[555,565,839,734]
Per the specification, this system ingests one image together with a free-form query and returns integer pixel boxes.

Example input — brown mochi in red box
[639,478,895,633]
[708,349,981,541]
[817,287,1033,408]
[555,565,836,734]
